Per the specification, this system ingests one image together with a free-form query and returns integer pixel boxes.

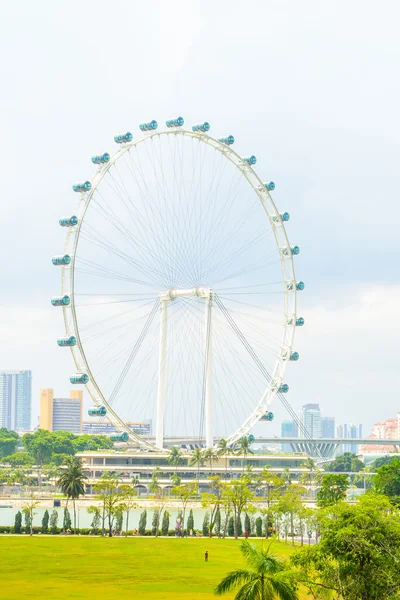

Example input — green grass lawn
[0,537,308,600]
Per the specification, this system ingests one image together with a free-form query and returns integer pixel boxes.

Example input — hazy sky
[1,0,400,435]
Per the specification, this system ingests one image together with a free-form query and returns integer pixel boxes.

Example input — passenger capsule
[290,352,299,361]
[52,254,71,266]
[166,116,184,128]
[139,120,158,132]
[57,336,76,347]
[296,281,305,291]
[243,155,257,165]
[192,122,210,133]
[59,215,78,228]
[218,135,235,145]
[260,411,274,421]
[70,373,89,384]
[114,132,133,144]
[264,181,275,191]
[296,317,305,326]
[274,212,290,223]
[281,246,300,257]
[248,434,255,443]
[110,432,129,442]
[51,295,70,307]
[88,406,107,416]
[72,181,91,193]
[91,152,110,165]
[279,384,289,393]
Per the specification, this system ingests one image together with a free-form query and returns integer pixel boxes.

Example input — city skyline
[1,2,400,435]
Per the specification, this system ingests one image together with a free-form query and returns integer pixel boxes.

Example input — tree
[0,428,19,458]
[237,516,243,537]
[115,506,124,534]
[63,507,72,530]
[316,474,348,507]
[94,474,124,536]
[292,494,400,600]
[217,438,232,476]
[138,509,147,535]
[215,540,298,600]
[14,510,22,534]
[189,448,206,487]
[234,436,254,471]
[152,510,160,536]
[50,509,58,534]
[119,483,137,536]
[324,452,364,473]
[255,517,262,537]
[42,509,49,533]
[221,476,255,539]
[273,486,307,546]
[204,448,218,472]
[167,446,184,467]
[373,458,400,498]
[215,507,221,534]
[148,468,167,537]
[244,513,251,536]
[201,476,223,537]
[372,454,398,469]
[228,515,235,536]
[172,482,197,532]
[161,510,170,535]
[57,456,87,532]
[203,512,210,536]
[187,509,194,532]
[87,506,101,534]
[22,430,54,472]
[4,452,34,467]
[299,457,319,496]
[22,493,39,536]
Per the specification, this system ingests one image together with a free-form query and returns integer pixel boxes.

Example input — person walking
[205,550,209,562]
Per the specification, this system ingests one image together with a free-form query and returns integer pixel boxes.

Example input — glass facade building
[300,403,321,439]
[281,420,299,451]
[0,370,32,431]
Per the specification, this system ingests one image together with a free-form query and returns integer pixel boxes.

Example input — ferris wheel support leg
[205,293,213,448]
[156,299,168,449]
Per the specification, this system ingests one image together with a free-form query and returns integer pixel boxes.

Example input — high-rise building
[281,420,299,452]
[337,423,362,454]
[321,416,335,438]
[40,389,83,434]
[0,370,32,431]
[300,403,321,439]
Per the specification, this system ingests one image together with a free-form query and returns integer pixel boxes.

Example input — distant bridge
[142,436,400,459]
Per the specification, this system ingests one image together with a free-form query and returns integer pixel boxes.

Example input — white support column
[156,299,168,449]
[205,291,213,448]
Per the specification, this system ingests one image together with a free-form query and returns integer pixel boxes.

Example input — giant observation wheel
[52,117,304,452]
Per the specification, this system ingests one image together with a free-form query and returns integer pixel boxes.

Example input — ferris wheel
[52,117,304,451]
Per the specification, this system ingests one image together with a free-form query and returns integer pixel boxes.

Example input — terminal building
[77,449,308,495]
[40,389,83,434]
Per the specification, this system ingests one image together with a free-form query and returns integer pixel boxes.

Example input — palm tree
[58,456,87,533]
[189,447,206,491]
[217,438,232,477]
[204,448,218,473]
[234,437,254,471]
[281,467,292,490]
[167,446,184,467]
[300,457,316,496]
[215,540,298,600]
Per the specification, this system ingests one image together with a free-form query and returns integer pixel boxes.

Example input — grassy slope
[1,537,309,600]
